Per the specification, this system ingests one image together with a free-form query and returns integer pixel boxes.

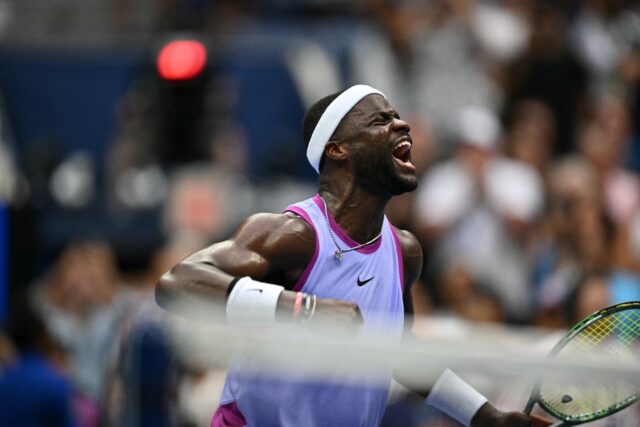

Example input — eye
[371,114,391,125]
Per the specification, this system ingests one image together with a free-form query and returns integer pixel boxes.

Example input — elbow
[155,263,188,310]
[154,259,230,322]
[155,271,174,310]
[154,261,205,311]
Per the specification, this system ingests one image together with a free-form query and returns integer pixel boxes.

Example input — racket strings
[573,317,637,360]
[539,309,640,421]
[616,311,640,346]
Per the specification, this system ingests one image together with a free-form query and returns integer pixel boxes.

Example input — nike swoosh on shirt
[357,276,374,287]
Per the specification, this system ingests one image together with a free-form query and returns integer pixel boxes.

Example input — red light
[157,40,207,81]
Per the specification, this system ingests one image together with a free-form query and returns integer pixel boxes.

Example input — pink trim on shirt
[389,225,405,293]
[285,206,320,292]
[211,401,246,427]
[311,194,383,254]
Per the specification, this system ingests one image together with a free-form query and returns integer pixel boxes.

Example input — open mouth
[392,139,415,171]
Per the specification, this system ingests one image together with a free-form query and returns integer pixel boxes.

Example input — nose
[392,117,411,133]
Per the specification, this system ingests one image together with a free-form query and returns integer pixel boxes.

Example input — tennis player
[156,85,550,427]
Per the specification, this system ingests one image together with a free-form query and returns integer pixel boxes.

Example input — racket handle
[523,398,535,415]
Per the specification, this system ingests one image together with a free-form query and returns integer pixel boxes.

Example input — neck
[318,176,389,244]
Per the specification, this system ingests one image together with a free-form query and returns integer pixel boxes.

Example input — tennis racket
[524,301,640,426]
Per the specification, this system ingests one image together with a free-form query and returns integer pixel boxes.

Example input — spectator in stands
[504,2,587,155]
[0,293,77,427]
[533,193,614,328]
[503,99,556,174]
[414,105,543,322]
[103,239,197,427]
[350,0,502,155]
[31,239,126,404]
[569,0,640,100]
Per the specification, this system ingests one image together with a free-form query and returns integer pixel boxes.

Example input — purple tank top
[214,194,405,427]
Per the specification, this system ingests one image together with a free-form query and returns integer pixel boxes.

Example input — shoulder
[236,212,314,244]
[392,227,422,260]
[233,212,316,265]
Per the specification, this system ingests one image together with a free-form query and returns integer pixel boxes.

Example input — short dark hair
[302,90,344,171]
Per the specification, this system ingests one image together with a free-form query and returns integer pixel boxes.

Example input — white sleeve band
[425,369,488,426]
[225,277,285,325]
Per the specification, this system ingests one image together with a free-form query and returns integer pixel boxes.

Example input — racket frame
[523,301,640,426]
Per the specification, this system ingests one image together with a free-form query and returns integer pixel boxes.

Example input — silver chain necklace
[318,195,383,261]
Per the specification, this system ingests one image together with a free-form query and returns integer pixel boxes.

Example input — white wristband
[225,277,284,325]
[425,369,488,426]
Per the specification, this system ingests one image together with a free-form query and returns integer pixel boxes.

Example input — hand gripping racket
[524,301,640,426]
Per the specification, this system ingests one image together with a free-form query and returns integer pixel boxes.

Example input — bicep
[185,212,315,281]
[394,232,430,395]
[395,228,423,322]
[156,213,315,317]
[186,240,272,280]
[396,230,423,299]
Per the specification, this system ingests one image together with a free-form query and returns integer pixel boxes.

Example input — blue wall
[0,45,313,179]
[0,49,145,163]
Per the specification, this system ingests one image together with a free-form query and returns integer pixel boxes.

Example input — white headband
[306,84,386,173]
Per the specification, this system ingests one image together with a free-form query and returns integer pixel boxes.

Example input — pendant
[334,250,343,261]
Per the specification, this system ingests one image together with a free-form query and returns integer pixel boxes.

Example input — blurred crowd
[2,0,640,426]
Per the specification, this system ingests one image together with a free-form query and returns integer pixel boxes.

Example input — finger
[530,414,553,427]
[509,413,553,427]
[503,413,550,427]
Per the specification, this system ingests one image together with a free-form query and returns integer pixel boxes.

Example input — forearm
[470,402,503,427]
[394,329,431,397]
[425,370,549,427]
[425,369,488,426]
[155,260,235,320]
[156,258,302,324]
[393,371,430,399]
[395,371,486,421]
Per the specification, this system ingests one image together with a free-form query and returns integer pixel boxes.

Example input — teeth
[394,141,412,157]
[393,140,412,163]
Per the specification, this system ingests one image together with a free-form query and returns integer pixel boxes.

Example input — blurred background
[1,0,640,426]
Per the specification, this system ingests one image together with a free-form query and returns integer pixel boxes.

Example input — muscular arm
[156,212,362,325]
[393,228,428,393]
[156,212,315,321]
[394,227,423,325]
[393,229,550,427]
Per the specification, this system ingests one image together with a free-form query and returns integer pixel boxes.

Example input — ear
[324,140,349,162]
